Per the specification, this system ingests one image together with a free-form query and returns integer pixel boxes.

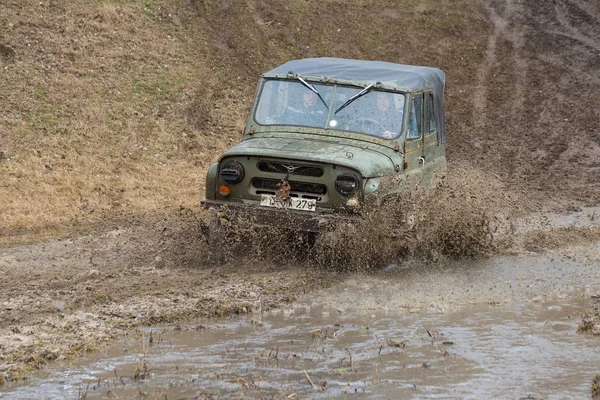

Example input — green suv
[202,58,446,232]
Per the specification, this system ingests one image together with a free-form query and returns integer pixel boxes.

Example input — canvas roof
[263,57,445,93]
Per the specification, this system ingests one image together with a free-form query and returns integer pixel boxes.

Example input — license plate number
[260,195,317,212]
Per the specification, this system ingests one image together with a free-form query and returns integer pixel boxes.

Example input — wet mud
[3,248,599,399]
[1,190,599,389]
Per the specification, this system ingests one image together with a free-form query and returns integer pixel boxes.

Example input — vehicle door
[422,90,446,187]
[403,93,425,184]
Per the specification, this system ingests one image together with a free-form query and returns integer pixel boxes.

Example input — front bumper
[200,200,356,232]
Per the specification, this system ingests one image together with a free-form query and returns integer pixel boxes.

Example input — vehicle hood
[221,136,398,178]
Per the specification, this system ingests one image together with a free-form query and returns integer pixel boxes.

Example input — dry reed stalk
[303,370,317,390]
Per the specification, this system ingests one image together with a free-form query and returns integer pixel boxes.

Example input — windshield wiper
[292,73,330,110]
[334,84,375,114]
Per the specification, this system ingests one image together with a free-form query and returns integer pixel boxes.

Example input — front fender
[362,173,411,208]
[363,176,383,208]
[204,162,218,200]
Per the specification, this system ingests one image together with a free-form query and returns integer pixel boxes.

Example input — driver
[373,92,402,139]
[281,90,326,126]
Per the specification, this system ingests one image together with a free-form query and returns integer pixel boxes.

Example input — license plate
[260,194,317,212]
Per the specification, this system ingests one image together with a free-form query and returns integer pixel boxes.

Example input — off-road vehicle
[201,58,446,234]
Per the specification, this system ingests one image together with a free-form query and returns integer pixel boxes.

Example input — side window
[426,92,436,134]
[407,94,423,140]
[424,92,430,134]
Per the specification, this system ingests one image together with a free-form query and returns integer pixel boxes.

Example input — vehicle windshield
[254,80,406,139]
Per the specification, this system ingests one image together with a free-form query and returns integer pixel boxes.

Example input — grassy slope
[0,0,489,237]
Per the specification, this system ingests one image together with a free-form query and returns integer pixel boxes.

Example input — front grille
[252,178,327,195]
[257,161,324,177]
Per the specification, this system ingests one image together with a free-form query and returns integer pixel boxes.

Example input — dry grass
[133,332,150,380]
[0,0,249,236]
[1,0,491,239]
[579,313,600,335]
[593,374,600,398]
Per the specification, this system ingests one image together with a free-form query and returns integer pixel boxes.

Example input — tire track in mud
[523,0,600,193]
[473,0,600,196]
[474,0,529,179]
[473,0,527,127]
[472,0,500,132]
[553,0,600,53]
[570,0,600,21]
[475,0,528,124]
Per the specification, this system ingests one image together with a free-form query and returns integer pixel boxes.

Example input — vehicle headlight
[220,160,245,184]
[335,173,359,196]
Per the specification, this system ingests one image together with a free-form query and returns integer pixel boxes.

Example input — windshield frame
[252,78,408,140]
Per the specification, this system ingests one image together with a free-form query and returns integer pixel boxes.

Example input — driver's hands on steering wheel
[345,117,395,139]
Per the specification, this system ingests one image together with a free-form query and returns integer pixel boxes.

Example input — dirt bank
[2,0,597,235]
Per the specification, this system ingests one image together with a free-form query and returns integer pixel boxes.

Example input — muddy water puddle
[3,298,599,399]
[2,248,600,399]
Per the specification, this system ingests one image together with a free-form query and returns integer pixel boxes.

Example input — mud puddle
[2,249,600,399]
[1,297,598,399]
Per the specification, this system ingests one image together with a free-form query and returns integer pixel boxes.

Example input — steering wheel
[346,117,387,135]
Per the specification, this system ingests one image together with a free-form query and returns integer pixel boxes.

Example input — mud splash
[314,173,498,268]
[203,164,528,270]
[51,163,593,276]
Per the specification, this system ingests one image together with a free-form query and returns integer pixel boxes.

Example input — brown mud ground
[1,204,599,386]
[1,0,599,386]
[0,208,341,383]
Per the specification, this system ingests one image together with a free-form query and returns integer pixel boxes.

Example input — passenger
[374,92,402,139]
